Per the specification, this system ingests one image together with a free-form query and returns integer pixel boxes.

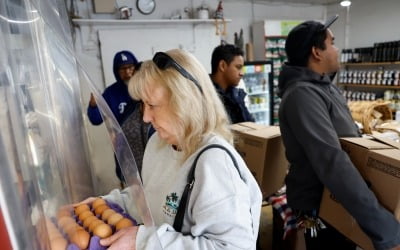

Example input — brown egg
[78,210,94,222]
[92,198,107,209]
[107,213,123,226]
[93,223,112,238]
[88,219,104,232]
[83,215,98,228]
[70,229,90,249]
[64,223,81,238]
[101,209,116,221]
[50,236,68,250]
[115,218,134,231]
[94,204,109,216]
[57,216,75,229]
[74,204,90,216]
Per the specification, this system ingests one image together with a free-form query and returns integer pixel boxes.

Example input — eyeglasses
[152,52,203,94]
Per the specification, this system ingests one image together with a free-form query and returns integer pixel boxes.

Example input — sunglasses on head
[152,52,203,94]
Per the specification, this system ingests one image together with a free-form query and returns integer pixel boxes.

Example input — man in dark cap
[278,16,400,250]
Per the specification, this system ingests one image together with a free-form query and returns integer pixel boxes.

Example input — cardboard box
[230,122,288,198]
[320,137,400,250]
[340,137,400,219]
[320,189,374,250]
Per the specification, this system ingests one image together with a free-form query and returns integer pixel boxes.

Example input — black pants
[304,219,356,250]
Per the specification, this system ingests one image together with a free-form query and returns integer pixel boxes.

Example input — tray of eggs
[47,198,136,250]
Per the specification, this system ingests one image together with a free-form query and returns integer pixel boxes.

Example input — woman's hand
[100,226,139,250]
[72,197,98,207]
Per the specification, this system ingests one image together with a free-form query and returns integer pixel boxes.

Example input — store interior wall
[72,0,399,193]
[73,0,326,193]
[327,0,400,50]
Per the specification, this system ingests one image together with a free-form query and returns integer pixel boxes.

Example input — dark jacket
[87,51,138,125]
[278,64,400,250]
[213,82,254,124]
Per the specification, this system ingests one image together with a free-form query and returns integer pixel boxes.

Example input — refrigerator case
[242,61,274,125]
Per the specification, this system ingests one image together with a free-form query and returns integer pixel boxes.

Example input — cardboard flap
[230,122,267,132]
[246,126,281,139]
[231,123,281,139]
[370,148,400,162]
[371,136,400,150]
[340,137,393,150]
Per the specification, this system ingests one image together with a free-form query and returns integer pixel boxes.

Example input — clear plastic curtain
[0,0,162,249]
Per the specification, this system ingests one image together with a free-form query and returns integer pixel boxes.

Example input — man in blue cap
[88,50,139,125]
[278,16,400,250]
[87,50,143,184]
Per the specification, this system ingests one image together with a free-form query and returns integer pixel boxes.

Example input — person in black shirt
[210,44,254,124]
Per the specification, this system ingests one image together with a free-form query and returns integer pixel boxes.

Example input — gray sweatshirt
[278,64,400,250]
[104,133,262,250]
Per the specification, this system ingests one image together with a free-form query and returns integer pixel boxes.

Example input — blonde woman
[98,49,262,250]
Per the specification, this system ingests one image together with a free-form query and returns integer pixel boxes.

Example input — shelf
[72,18,232,26]
[338,83,400,89]
[265,35,287,39]
[341,62,400,66]
[247,90,269,96]
[249,108,269,114]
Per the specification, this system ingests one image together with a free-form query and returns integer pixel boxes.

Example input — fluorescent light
[340,0,352,7]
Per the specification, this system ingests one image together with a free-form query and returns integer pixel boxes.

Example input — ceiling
[251,0,341,5]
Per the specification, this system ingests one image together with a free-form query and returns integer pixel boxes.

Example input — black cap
[285,15,339,66]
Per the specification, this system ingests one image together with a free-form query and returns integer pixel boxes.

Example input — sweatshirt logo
[163,192,179,217]
[119,102,127,114]
[121,53,128,61]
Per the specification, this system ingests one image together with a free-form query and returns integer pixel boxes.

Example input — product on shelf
[338,55,400,116]
[341,40,400,64]
[242,62,273,125]
[264,37,286,125]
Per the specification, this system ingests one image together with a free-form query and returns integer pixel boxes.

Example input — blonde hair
[129,49,233,161]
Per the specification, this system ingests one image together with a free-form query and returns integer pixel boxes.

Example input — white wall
[74,0,400,192]
[72,0,328,192]
[328,0,400,50]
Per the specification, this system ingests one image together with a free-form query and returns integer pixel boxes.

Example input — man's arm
[282,86,400,250]
[87,93,104,125]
